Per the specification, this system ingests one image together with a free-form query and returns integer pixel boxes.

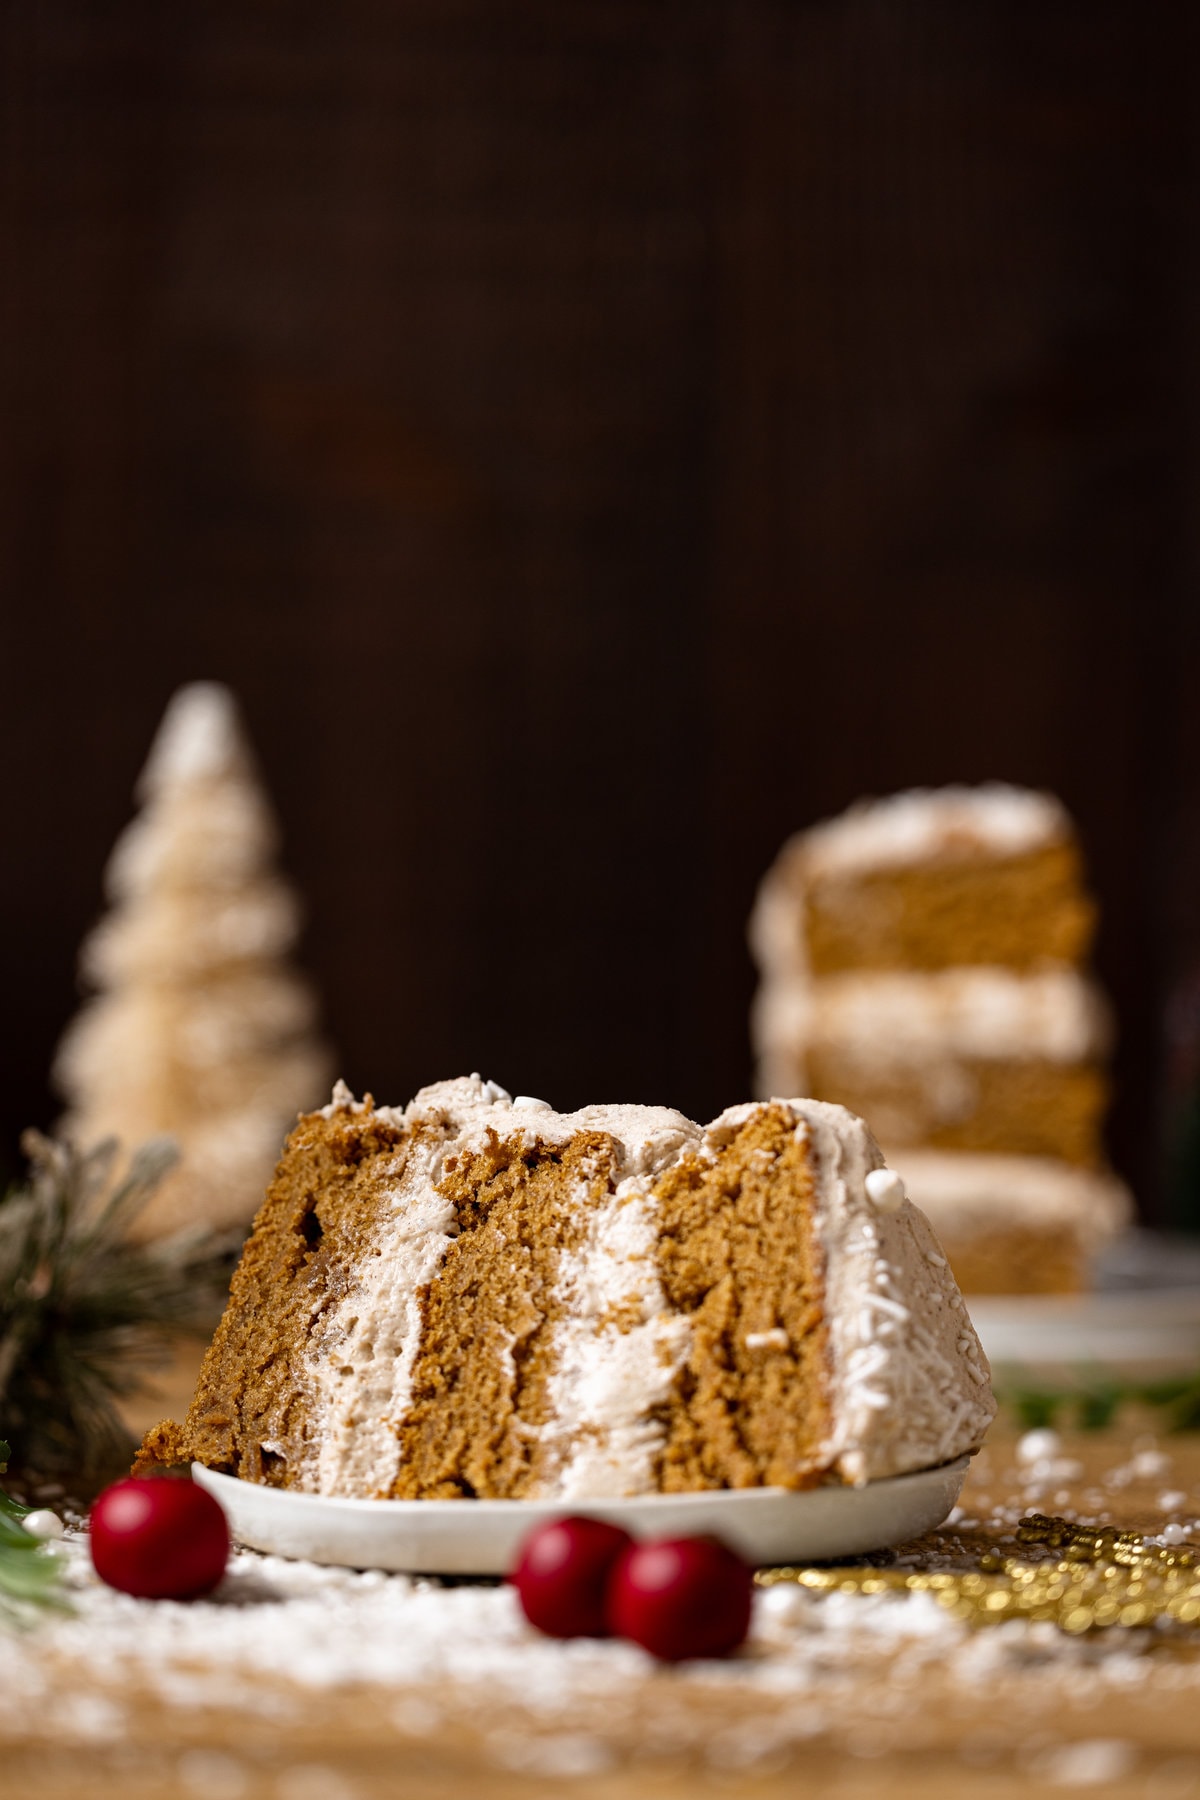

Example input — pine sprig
[0,1133,236,1474]
[1003,1370,1200,1434]
[0,1439,68,1625]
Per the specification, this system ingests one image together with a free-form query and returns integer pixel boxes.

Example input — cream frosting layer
[303,1126,458,1498]
[542,1176,693,1499]
[893,1150,1132,1249]
[794,785,1068,883]
[297,1077,993,1499]
[754,965,1111,1081]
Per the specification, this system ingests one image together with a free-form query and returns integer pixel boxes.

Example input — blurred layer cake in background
[750,786,1131,1294]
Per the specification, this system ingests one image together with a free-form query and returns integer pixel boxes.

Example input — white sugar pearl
[1159,1490,1188,1513]
[22,1509,64,1540]
[1161,1523,1188,1546]
[864,1169,906,1213]
[1016,1429,1061,1466]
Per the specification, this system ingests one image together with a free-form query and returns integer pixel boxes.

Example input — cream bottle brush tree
[54,682,332,1241]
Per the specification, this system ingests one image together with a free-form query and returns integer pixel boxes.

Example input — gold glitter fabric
[757,1510,1200,1633]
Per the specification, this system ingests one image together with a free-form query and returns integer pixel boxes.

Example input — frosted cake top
[798,785,1069,881]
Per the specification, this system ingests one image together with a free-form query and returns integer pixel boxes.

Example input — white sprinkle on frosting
[745,1328,790,1351]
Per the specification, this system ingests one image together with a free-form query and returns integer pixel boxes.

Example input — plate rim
[193,1451,973,1516]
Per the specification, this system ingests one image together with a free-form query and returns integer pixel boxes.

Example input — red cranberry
[90,1476,229,1600]
[512,1515,633,1638]
[607,1535,753,1661]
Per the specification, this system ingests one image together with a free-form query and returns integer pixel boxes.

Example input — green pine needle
[0,1132,238,1476]
[0,1439,69,1625]
[1002,1368,1200,1434]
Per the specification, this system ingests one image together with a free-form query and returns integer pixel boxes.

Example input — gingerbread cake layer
[139,1077,995,1498]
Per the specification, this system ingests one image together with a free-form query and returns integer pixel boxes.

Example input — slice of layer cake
[750,785,1131,1294]
[138,1076,994,1498]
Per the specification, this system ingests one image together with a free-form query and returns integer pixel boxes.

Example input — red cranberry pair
[512,1515,752,1661]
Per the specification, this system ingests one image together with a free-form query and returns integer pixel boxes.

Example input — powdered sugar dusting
[1,1530,1179,1781]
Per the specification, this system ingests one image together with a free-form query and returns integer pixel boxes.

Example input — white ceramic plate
[192,1456,971,1575]
[970,1288,1200,1377]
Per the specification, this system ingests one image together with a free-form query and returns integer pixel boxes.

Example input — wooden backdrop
[2,2,1196,1217]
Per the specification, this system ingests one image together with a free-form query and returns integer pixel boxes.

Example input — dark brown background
[2,3,1197,1218]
